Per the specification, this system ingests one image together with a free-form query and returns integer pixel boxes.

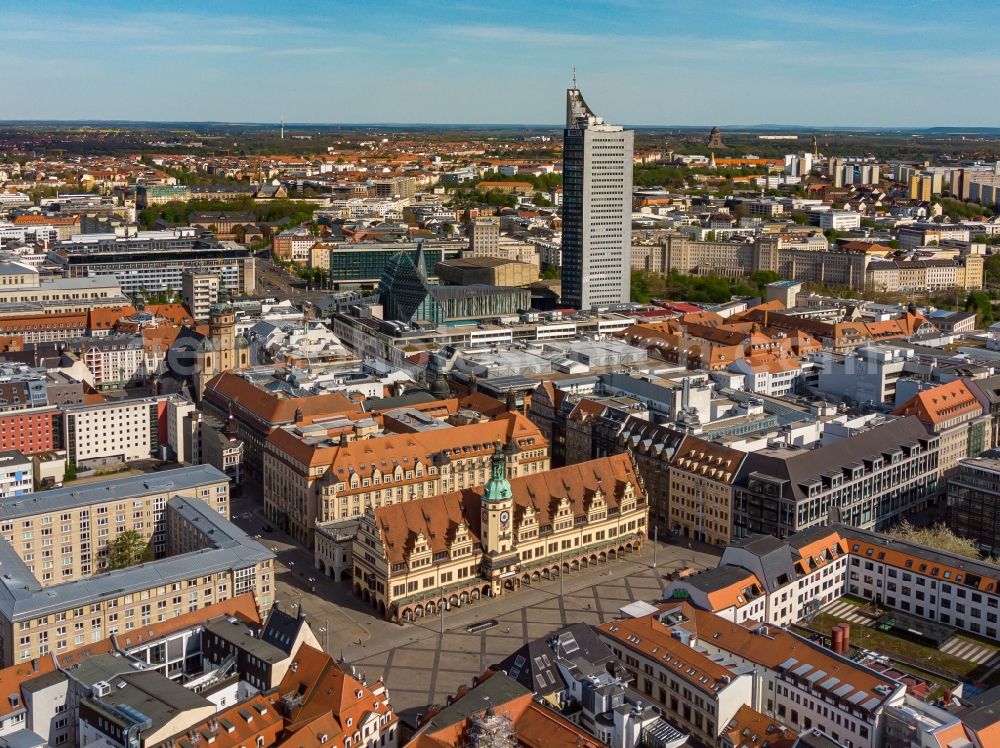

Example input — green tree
[887,521,987,561]
[63,462,77,482]
[985,254,1000,285]
[965,290,995,326]
[630,271,651,303]
[108,530,153,569]
[750,270,782,294]
[540,263,560,280]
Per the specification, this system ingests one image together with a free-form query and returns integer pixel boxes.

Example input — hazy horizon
[4,119,1000,134]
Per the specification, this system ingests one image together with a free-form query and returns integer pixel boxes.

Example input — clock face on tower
[500,510,510,524]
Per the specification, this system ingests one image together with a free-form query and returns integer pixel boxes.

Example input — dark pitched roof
[260,606,304,655]
[421,672,528,733]
[494,622,614,696]
[734,535,799,592]
[959,683,1000,732]
[969,374,1000,405]
[736,416,932,502]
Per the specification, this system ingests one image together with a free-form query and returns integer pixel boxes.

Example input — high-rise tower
[561,78,633,310]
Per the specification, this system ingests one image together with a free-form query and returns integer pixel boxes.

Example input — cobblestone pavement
[344,541,717,726]
[231,489,722,726]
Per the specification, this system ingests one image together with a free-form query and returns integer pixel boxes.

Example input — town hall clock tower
[481,442,518,595]
[481,442,513,555]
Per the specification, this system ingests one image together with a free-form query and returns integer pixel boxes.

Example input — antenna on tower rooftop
[572,66,577,89]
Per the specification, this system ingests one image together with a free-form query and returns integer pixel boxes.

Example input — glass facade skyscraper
[561,84,633,310]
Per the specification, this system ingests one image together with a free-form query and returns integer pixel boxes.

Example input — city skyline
[5,0,1000,127]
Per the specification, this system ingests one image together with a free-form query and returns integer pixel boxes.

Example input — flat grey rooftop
[88,670,212,734]
[204,617,288,663]
[0,495,272,622]
[0,465,227,522]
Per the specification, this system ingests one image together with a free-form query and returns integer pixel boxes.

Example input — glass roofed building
[378,244,531,325]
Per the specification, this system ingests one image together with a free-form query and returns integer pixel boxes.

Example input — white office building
[561,82,633,310]
[0,450,32,498]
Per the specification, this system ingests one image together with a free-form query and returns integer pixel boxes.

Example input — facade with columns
[352,447,648,621]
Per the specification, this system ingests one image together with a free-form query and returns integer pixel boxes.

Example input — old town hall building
[352,445,649,621]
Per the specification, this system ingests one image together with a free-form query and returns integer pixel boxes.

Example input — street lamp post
[652,526,658,569]
[439,586,445,636]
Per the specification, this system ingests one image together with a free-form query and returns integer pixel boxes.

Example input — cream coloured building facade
[263,411,549,546]
[0,467,274,667]
[353,451,647,621]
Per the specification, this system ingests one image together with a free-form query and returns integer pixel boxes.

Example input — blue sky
[3,0,998,126]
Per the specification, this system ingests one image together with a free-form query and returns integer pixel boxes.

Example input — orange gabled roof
[408,671,600,748]
[87,305,136,331]
[0,654,57,719]
[205,372,363,427]
[146,303,195,326]
[278,644,396,740]
[930,721,972,748]
[374,453,638,566]
[687,605,899,703]
[703,571,765,611]
[598,612,735,692]
[280,711,344,748]
[723,705,797,747]
[753,299,787,312]
[509,698,604,747]
[270,410,544,475]
[568,398,606,421]
[847,534,999,594]
[672,434,745,485]
[0,335,24,352]
[0,311,88,333]
[892,379,983,426]
[790,528,846,571]
[840,241,894,255]
[534,381,565,410]
[12,215,79,226]
[680,310,725,326]
[167,694,282,748]
[140,323,185,350]
[457,391,508,417]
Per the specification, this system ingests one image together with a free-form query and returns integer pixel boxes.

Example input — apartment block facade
[599,604,905,748]
[50,231,256,296]
[617,418,744,544]
[0,468,274,667]
[734,416,940,539]
[62,396,167,468]
[666,523,1000,643]
[0,466,229,584]
[948,457,1000,556]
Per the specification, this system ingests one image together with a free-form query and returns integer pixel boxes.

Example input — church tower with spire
[195,303,249,399]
